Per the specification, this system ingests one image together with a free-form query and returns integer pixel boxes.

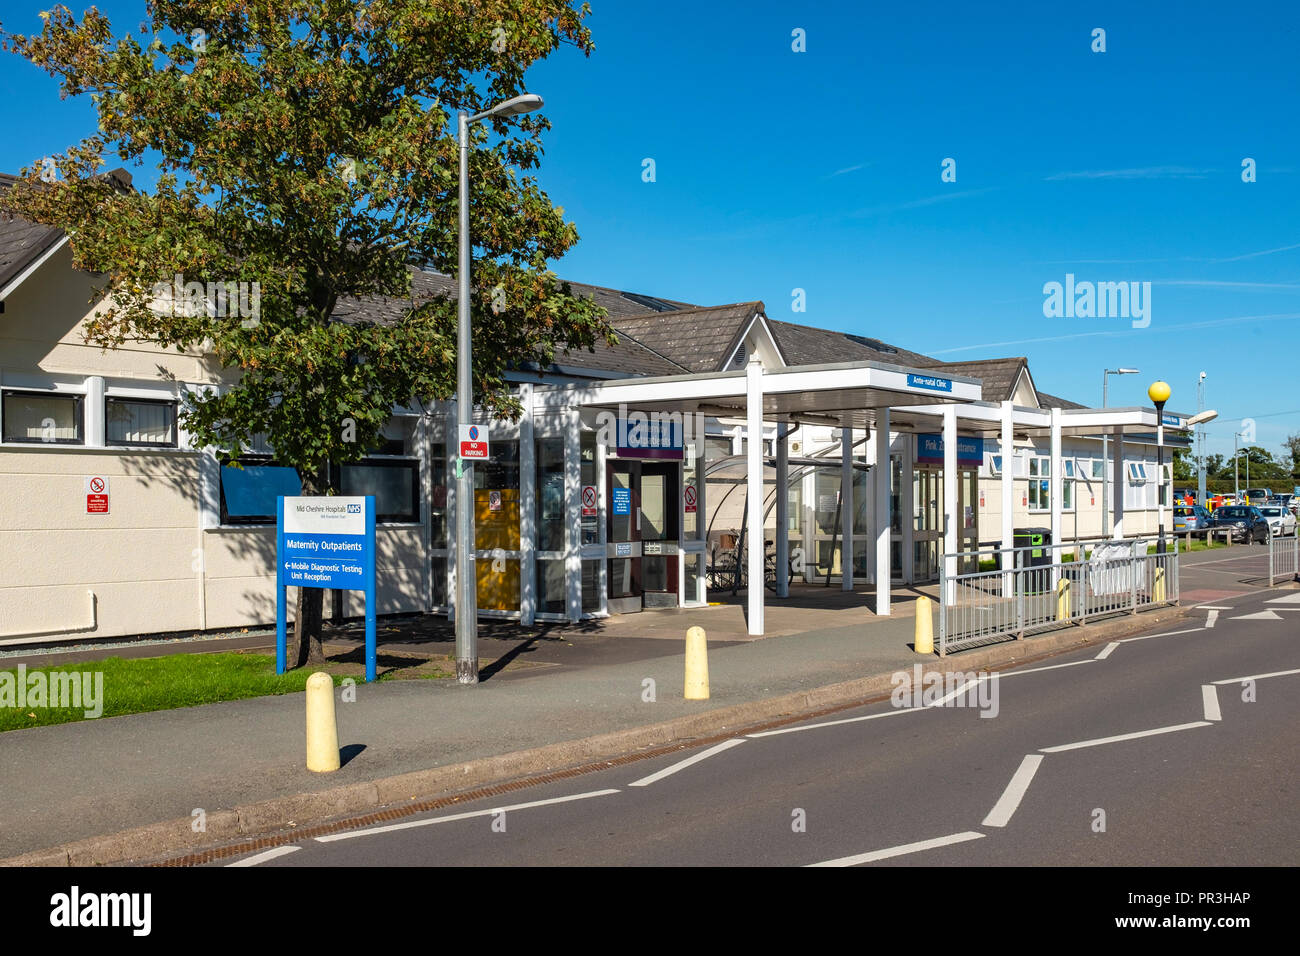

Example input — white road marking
[1195,605,1234,609]
[1201,685,1222,722]
[628,739,745,787]
[746,706,920,739]
[807,831,985,867]
[1265,592,1300,605]
[1040,721,1212,753]
[1205,609,1219,629]
[997,659,1095,678]
[982,755,1044,828]
[1231,610,1284,621]
[1116,626,1206,643]
[227,845,300,867]
[927,677,987,707]
[1095,642,1119,660]
[314,789,621,843]
[1212,668,1300,685]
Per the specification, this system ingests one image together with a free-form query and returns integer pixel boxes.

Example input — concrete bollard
[684,626,709,700]
[1055,577,1071,622]
[1153,566,1166,603]
[914,596,934,655]
[305,671,341,772]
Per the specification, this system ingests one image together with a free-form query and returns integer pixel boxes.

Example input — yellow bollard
[684,626,710,700]
[305,671,341,773]
[1153,566,1166,602]
[914,596,934,655]
[1055,577,1071,622]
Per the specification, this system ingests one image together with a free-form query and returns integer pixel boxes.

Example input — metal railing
[938,537,1178,656]
[1269,528,1299,586]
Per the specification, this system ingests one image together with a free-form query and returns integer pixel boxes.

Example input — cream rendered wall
[0,247,428,642]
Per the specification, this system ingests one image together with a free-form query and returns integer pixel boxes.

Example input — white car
[1257,505,1297,537]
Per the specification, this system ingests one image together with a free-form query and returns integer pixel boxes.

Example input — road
[223,582,1299,867]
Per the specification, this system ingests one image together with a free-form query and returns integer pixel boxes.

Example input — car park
[1257,505,1297,538]
[1205,505,1270,543]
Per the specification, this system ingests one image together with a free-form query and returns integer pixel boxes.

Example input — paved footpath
[0,544,1280,863]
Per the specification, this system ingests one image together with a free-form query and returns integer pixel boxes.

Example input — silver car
[1258,505,1297,537]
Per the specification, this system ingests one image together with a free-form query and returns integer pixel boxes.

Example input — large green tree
[1,0,610,665]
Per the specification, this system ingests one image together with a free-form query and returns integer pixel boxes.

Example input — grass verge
[0,650,451,732]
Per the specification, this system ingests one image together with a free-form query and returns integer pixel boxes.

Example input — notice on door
[581,485,598,517]
[85,476,110,514]
[612,486,631,516]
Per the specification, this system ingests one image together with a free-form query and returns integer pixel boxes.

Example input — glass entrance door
[606,460,680,612]
[640,462,679,608]
[913,466,944,582]
[607,462,641,614]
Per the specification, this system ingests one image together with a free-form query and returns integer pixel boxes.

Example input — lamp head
[1148,380,1171,406]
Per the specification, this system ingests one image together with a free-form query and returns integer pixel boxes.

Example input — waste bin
[1012,527,1052,593]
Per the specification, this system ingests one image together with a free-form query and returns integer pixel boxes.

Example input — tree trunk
[290,462,331,668]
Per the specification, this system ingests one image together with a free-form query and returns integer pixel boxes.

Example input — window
[218,456,418,525]
[339,459,419,523]
[1,390,83,444]
[1090,459,1105,480]
[219,458,302,524]
[1028,457,1049,511]
[1127,462,1148,482]
[989,454,1002,477]
[106,397,177,447]
[537,438,565,551]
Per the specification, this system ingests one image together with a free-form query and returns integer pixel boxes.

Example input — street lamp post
[1196,372,1207,506]
[1148,381,1171,554]
[1101,367,1140,538]
[455,93,545,685]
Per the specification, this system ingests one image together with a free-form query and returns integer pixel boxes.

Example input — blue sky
[3,1,1298,462]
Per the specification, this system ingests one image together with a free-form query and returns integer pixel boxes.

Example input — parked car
[1205,505,1270,543]
[1174,504,1212,536]
[1257,505,1297,538]
[1243,487,1273,506]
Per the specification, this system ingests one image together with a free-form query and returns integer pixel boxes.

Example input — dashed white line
[1201,685,1222,722]
[746,706,920,739]
[997,659,1095,678]
[227,845,300,867]
[1211,668,1300,685]
[1040,721,1212,753]
[1205,609,1220,629]
[314,789,621,843]
[1116,626,1206,644]
[1094,642,1119,660]
[982,755,1044,828]
[806,831,986,867]
[628,739,745,786]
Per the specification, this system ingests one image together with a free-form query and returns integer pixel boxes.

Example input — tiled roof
[921,357,1030,404]
[331,266,692,378]
[1037,390,1086,410]
[611,302,761,373]
[766,318,938,370]
[0,174,65,293]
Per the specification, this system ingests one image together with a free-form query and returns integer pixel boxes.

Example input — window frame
[337,457,421,524]
[1,388,85,445]
[104,395,179,449]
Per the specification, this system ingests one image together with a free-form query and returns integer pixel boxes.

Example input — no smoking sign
[581,485,598,517]
[85,475,110,514]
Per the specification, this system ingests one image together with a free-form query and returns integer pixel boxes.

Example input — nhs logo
[346,503,362,514]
